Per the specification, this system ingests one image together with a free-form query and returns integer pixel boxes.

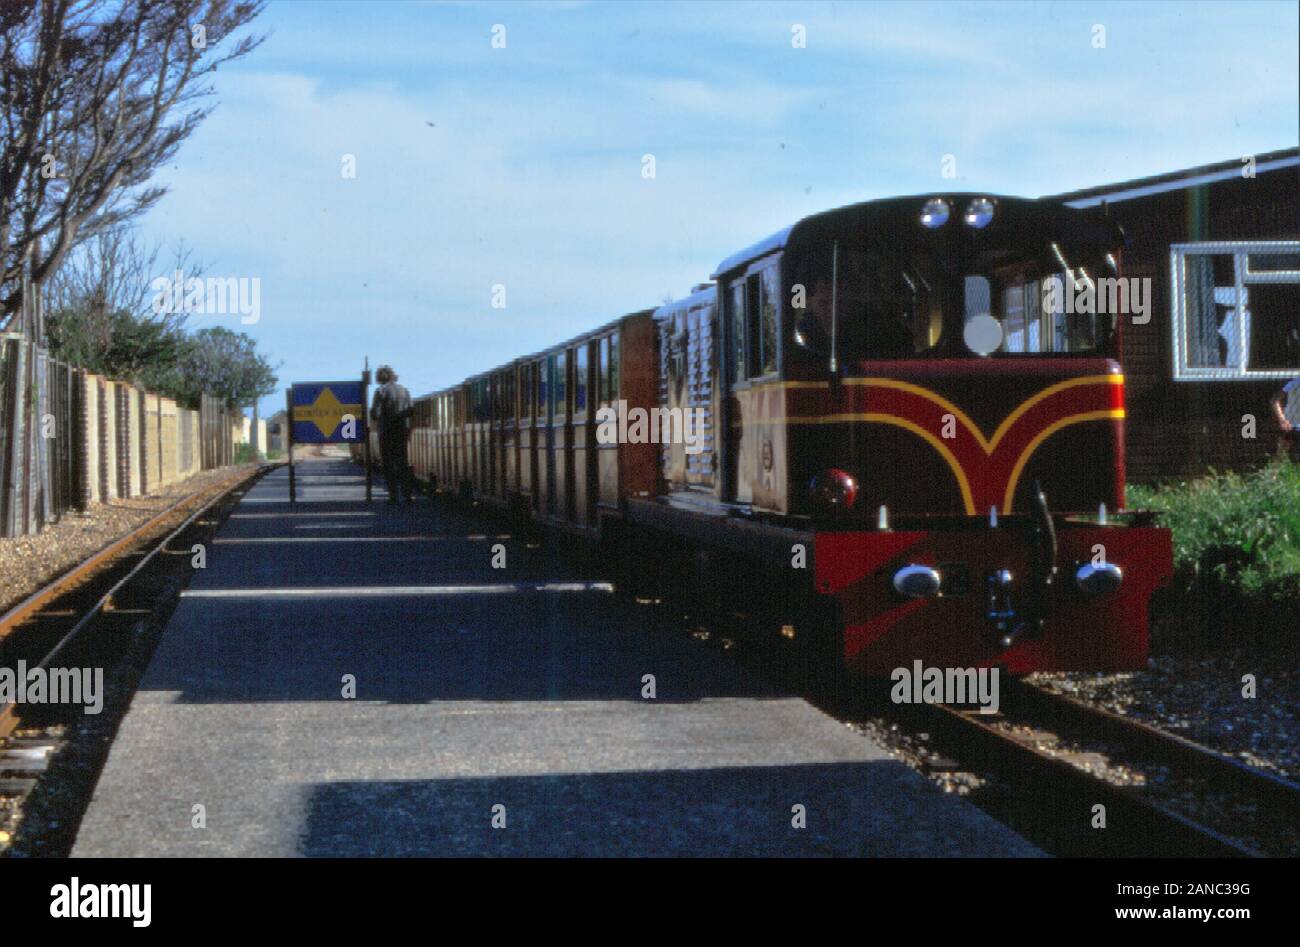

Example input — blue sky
[132,0,1299,415]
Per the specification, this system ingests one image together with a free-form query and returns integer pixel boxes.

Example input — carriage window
[609,332,620,401]
[538,359,549,419]
[575,345,588,413]
[554,350,567,419]
[1172,242,1300,379]
[598,337,608,401]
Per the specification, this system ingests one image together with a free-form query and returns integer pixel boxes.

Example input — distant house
[266,410,288,453]
[1049,147,1300,483]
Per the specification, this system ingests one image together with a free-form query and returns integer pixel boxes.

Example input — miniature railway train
[359,194,1173,676]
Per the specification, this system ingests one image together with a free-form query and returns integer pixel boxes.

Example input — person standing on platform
[1270,377,1300,463]
[371,365,416,503]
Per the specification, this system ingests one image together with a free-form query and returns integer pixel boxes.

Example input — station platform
[71,454,1041,857]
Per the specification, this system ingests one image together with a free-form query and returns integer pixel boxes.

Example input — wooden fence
[0,334,236,539]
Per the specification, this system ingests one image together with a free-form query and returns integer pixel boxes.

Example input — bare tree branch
[1,0,266,328]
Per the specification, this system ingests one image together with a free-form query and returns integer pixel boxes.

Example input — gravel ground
[1028,648,1299,782]
[0,464,257,618]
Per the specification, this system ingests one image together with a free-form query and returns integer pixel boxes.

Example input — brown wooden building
[1048,147,1299,483]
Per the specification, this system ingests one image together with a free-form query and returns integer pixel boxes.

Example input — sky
[130,0,1300,416]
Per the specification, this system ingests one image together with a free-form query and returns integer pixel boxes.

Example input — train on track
[358,194,1173,676]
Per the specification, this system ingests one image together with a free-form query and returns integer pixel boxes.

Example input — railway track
[653,590,1299,858]
[892,682,1298,858]
[0,465,269,831]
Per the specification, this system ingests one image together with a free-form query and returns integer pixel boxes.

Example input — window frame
[726,279,746,386]
[553,350,567,421]
[574,342,589,417]
[729,261,782,385]
[608,332,620,402]
[1171,240,1300,381]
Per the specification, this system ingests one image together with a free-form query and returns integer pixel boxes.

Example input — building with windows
[1050,147,1300,482]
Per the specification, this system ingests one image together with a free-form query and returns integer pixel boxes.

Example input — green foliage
[1129,460,1300,600]
[234,442,262,464]
[172,327,280,411]
[45,305,190,393]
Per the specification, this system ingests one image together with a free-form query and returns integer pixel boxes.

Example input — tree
[1,0,265,328]
[174,325,277,409]
[43,223,198,389]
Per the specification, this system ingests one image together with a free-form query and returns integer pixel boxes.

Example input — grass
[1129,459,1300,602]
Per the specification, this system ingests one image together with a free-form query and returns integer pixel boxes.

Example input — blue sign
[291,381,366,444]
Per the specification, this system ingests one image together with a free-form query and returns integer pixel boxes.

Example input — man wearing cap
[371,365,416,503]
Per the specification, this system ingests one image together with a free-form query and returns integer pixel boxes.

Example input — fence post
[0,336,24,538]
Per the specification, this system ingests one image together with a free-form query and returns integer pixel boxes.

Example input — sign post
[361,362,373,502]
[285,388,296,504]
[286,378,369,505]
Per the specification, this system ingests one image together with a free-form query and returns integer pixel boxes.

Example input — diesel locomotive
[363,194,1173,675]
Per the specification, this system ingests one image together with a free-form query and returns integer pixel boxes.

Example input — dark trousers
[381,433,414,502]
[1279,431,1300,463]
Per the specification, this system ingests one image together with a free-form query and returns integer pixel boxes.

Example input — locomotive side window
[727,282,745,385]
[727,264,780,383]
[760,267,779,376]
[745,275,762,377]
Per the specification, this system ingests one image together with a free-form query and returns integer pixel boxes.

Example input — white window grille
[1170,241,1300,380]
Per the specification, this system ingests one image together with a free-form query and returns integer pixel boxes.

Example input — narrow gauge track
[890,695,1265,858]
[984,677,1300,854]
[637,579,1297,858]
[0,464,269,768]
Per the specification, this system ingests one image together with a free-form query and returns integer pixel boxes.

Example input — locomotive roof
[710,192,1068,279]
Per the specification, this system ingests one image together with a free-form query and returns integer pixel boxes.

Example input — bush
[234,442,263,464]
[1129,460,1300,601]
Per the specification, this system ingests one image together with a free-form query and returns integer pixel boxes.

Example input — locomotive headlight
[1075,562,1123,596]
[809,468,858,512]
[893,564,943,598]
[919,198,950,229]
[963,197,995,228]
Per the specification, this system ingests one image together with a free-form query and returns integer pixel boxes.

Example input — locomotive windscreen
[788,199,1125,361]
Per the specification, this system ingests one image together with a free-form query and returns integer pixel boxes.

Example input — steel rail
[911,699,1261,857]
[0,464,268,740]
[1003,677,1300,815]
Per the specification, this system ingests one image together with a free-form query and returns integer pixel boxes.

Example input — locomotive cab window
[728,263,780,384]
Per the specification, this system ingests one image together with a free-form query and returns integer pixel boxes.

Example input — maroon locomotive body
[368,194,1173,675]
